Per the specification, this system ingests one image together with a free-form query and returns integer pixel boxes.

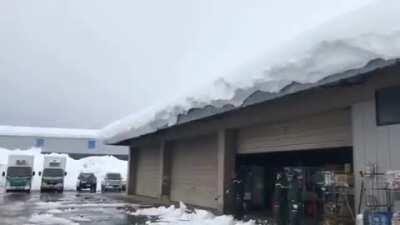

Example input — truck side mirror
[1,172,5,177]
[38,171,42,176]
[32,171,35,176]
[64,172,67,176]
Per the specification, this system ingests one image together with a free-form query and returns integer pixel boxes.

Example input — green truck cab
[39,156,67,192]
[1,155,35,192]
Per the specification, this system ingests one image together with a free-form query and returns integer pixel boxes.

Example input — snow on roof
[102,0,400,144]
[0,126,99,139]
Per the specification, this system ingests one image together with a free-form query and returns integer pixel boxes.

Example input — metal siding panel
[136,145,161,198]
[352,103,365,211]
[0,136,35,149]
[352,100,400,209]
[389,125,400,170]
[352,101,400,172]
[44,138,128,155]
[170,135,218,209]
[363,102,380,166]
[238,109,352,154]
[377,126,391,171]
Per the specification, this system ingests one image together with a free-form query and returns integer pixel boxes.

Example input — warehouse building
[108,58,400,216]
[0,127,128,159]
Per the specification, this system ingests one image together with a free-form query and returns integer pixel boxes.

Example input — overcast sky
[0,0,373,129]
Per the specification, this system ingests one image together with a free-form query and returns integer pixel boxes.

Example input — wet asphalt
[0,191,151,225]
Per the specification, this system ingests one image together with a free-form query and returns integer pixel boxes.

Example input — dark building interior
[236,147,354,224]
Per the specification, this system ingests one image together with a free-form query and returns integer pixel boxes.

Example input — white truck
[1,155,35,192]
[39,156,67,192]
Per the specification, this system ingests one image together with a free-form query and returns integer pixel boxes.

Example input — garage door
[170,134,218,209]
[136,145,161,198]
[238,109,352,154]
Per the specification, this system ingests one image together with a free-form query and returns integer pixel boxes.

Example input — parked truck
[39,156,67,192]
[101,173,123,192]
[1,155,35,192]
[76,172,97,192]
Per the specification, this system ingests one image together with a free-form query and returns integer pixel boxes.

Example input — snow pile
[0,147,127,191]
[101,0,400,144]
[131,202,255,225]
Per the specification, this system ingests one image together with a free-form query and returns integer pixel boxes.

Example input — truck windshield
[7,167,32,177]
[106,173,121,180]
[79,173,95,180]
[43,168,64,177]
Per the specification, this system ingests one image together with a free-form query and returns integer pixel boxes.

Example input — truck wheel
[90,185,96,193]
[58,188,64,193]
[101,186,105,193]
[76,187,81,192]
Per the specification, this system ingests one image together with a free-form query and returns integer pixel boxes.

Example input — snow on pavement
[28,213,80,225]
[35,201,140,210]
[130,202,256,225]
[28,194,257,225]
[0,189,259,225]
[5,192,141,225]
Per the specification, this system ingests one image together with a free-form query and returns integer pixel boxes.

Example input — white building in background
[0,126,128,160]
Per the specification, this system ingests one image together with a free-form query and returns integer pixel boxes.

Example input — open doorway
[236,147,354,225]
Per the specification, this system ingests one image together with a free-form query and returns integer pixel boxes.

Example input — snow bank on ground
[0,147,126,191]
[101,0,400,143]
[131,202,255,225]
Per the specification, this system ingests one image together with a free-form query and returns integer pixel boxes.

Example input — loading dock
[236,147,354,222]
[234,109,355,223]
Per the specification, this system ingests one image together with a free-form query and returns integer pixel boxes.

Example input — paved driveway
[0,191,149,225]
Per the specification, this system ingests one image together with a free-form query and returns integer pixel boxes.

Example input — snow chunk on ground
[47,209,63,214]
[35,202,63,209]
[69,215,92,222]
[0,147,127,191]
[28,213,79,225]
[131,202,255,225]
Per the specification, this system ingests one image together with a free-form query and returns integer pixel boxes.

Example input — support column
[217,129,237,214]
[127,146,139,195]
[160,140,172,200]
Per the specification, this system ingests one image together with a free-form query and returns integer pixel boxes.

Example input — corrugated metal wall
[135,145,161,198]
[238,109,352,154]
[352,100,400,209]
[352,100,400,171]
[170,134,218,209]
